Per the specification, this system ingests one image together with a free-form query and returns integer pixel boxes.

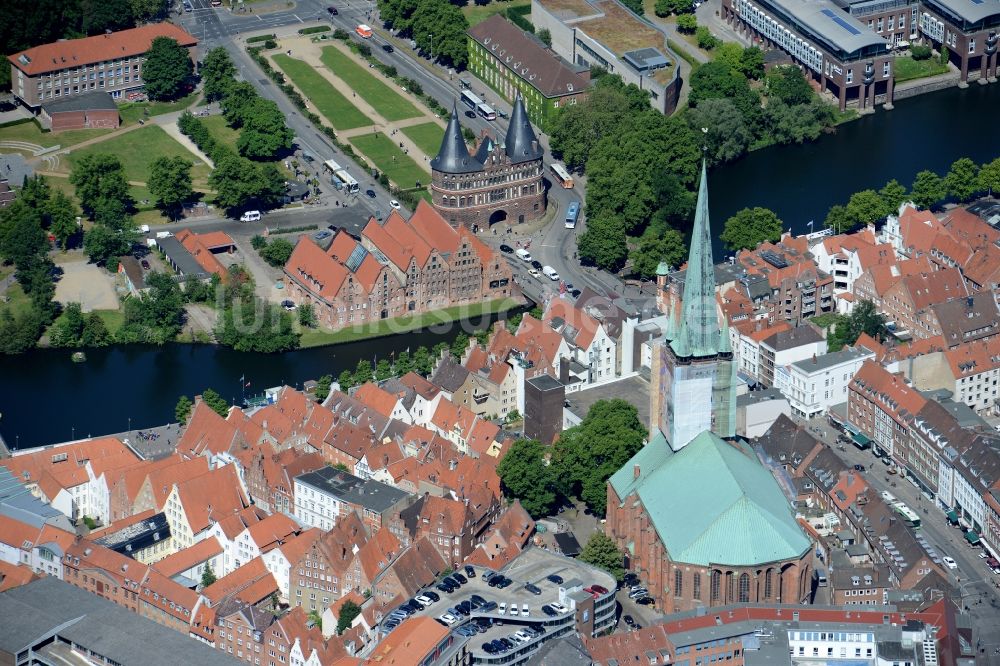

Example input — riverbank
[298,297,524,348]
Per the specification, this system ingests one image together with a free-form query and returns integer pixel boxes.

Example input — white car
[498,602,507,614]
[521,603,529,616]
[528,268,540,278]
[415,595,433,606]
[979,551,989,559]
[550,602,568,613]
[240,210,262,222]
[438,613,457,625]
[509,606,519,617]
[389,199,401,210]
[942,556,958,569]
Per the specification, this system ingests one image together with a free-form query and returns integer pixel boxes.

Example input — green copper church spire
[670,159,721,358]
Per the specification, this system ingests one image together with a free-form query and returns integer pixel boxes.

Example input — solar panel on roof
[821,8,862,35]
[345,244,368,272]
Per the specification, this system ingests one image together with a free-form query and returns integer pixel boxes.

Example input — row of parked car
[481,626,546,655]
[439,594,500,625]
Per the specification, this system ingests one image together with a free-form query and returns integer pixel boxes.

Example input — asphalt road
[803,416,1000,663]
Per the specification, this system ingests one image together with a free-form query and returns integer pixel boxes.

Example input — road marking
[293,13,303,22]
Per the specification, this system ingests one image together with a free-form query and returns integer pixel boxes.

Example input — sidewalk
[153,110,216,168]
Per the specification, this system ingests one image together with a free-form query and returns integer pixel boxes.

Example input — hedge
[247,34,277,44]
[299,25,332,35]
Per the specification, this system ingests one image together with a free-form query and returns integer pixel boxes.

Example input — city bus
[893,503,921,529]
[565,201,580,229]
[476,103,497,121]
[334,169,360,194]
[323,159,343,179]
[549,162,574,189]
[461,90,483,111]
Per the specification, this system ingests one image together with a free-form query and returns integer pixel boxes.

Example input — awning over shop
[965,531,981,545]
[852,432,871,449]
[947,510,959,524]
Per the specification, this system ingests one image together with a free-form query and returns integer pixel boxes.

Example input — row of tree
[213,265,300,353]
[497,399,646,519]
[378,0,469,69]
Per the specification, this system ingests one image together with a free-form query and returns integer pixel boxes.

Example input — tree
[0,200,47,270]
[201,47,237,102]
[200,562,217,588]
[979,157,1000,196]
[413,346,432,375]
[686,98,752,165]
[259,238,295,267]
[47,191,79,250]
[695,26,720,49]
[202,388,229,417]
[761,98,832,145]
[70,154,133,219]
[375,358,392,381]
[713,42,744,71]
[845,189,887,226]
[577,214,627,271]
[552,399,646,515]
[315,374,333,401]
[142,37,193,101]
[237,98,294,160]
[878,179,907,217]
[721,207,783,251]
[80,0,134,34]
[353,359,373,385]
[220,81,259,128]
[910,169,946,209]
[496,439,558,518]
[738,46,765,80]
[676,14,697,32]
[337,370,354,391]
[451,332,469,360]
[631,224,687,279]
[506,409,521,423]
[307,610,323,631]
[81,312,110,347]
[689,60,761,128]
[175,395,193,423]
[298,303,317,328]
[824,204,853,233]
[830,299,886,349]
[210,152,270,211]
[148,156,193,219]
[336,600,362,635]
[578,532,625,582]
[394,350,414,376]
[537,28,552,47]
[655,0,693,16]
[215,301,300,353]
[766,65,813,106]
[945,157,979,202]
[83,225,132,266]
[129,0,163,21]
[620,0,644,14]
[50,303,86,347]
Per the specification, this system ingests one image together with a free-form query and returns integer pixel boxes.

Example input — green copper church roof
[670,160,723,359]
[610,430,810,567]
[656,261,671,276]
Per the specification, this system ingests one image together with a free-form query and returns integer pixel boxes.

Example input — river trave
[3,82,1000,449]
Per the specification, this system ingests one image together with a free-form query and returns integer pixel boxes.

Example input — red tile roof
[152,537,223,578]
[353,383,400,418]
[178,400,239,457]
[1,437,138,492]
[0,561,39,592]
[286,236,349,302]
[363,616,449,666]
[175,465,249,534]
[9,24,197,77]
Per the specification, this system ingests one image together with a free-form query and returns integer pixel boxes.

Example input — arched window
[693,573,701,600]
[710,570,721,602]
[738,573,750,603]
[764,569,773,599]
[674,569,683,598]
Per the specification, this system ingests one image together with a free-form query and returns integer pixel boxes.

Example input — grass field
[463,0,529,26]
[201,115,242,152]
[273,54,371,130]
[46,308,124,338]
[320,47,421,122]
[401,122,445,157]
[893,56,949,83]
[118,92,198,126]
[0,120,113,150]
[66,125,212,188]
[350,132,428,189]
[300,298,521,347]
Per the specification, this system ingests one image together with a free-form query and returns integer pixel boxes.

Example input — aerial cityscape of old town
[0,0,999,662]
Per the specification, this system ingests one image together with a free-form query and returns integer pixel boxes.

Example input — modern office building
[918,0,999,82]
[467,15,591,131]
[7,24,198,109]
[650,161,736,452]
[430,96,545,229]
[531,0,682,114]
[722,0,895,110]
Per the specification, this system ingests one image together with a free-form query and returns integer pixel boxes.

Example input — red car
[591,585,609,595]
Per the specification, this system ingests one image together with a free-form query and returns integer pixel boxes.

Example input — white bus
[461,90,483,110]
[565,201,580,229]
[549,162,574,189]
[334,169,360,194]
[323,159,343,177]
[476,103,497,121]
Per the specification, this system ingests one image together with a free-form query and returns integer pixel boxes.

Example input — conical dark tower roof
[431,104,482,174]
[504,94,544,164]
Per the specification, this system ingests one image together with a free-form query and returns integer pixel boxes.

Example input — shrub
[677,14,698,33]
[358,43,372,57]
[333,28,350,40]
[695,26,720,50]
[299,25,331,35]
[910,44,932,60]
[263,39,278,50]
[246,34,277,44]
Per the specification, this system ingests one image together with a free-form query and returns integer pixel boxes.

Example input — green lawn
[46,308,124,339]
[463,0,529,26]
[401,122,445,157]
[893,56,949,83]
[66,125,212,188]
[319,47,421,122]
[201,115,242,152]
[273,54,371,130]
[300,298,521,347]
[0,119,113,150]
[350,132,428,189]
[118,92,198,126]
[1,279,33,318]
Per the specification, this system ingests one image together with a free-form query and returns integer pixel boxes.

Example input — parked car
[465,565,477,578]
[415,595,433,606]
[853,464,866,471]
[942,556,958,569]
[547,574,564,585]
[542,605,557,617]
[525,583,542,595]
[591,585,609,595]
[521,603,529,616]
[453,573,468,584]
[623,615,636,626]
[327,5,338,13]
[438,613,457,625]
[424,590,440,602]
[530,259,543,270]
[481,601,498,612]
[499,244,514,254]
[550,602,568,613]
[636,596,655,606]
[240,210,261,222]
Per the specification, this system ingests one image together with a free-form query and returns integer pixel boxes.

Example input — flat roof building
[918,0,999,82]
[293,466,411,531]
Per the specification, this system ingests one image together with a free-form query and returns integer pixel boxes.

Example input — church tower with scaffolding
[649,161,736,451]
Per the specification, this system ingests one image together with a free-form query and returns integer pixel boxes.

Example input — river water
[3,82,999,449]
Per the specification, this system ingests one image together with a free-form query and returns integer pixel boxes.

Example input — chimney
[812,354,817,365]
[634,464,641,479]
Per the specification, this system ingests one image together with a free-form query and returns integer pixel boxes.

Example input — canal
[3,82,999,450]
[0,313,508,450]
[707,81,1000,250]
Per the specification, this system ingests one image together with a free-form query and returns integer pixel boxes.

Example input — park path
[152,110,215,168]
[273,36,442,165]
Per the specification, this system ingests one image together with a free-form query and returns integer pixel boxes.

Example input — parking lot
[383,549,617,663]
